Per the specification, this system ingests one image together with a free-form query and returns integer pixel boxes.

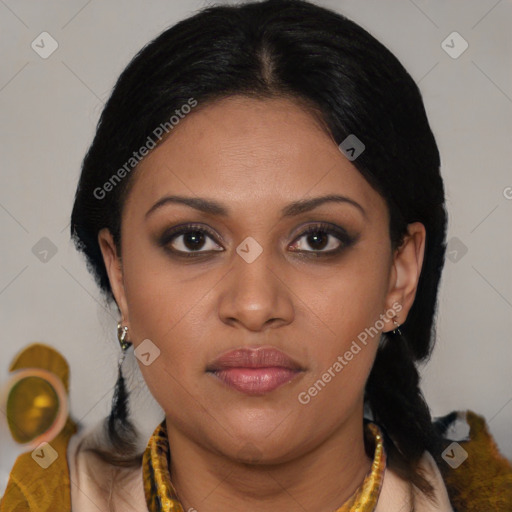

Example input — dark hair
[70,0,447,501]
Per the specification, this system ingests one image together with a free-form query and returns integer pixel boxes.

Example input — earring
[106,323,133,449]
[117,323,131,352]
[391,317,402,336]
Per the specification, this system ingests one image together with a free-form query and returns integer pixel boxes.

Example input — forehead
[123,95,386,221]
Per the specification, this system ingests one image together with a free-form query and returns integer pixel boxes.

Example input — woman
[2,0,509,510]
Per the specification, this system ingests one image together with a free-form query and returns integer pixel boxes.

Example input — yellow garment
[438,410,512,512]
[141,419,386,512]
[0,416,77,511]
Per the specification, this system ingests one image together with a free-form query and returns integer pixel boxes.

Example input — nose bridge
[233,235,279,302]
[218,234,293,329]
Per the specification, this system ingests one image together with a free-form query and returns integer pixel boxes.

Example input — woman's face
[99,95,425,463]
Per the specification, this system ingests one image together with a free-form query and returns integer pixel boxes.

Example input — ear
[383,222,426,332]
[98,228,130,327]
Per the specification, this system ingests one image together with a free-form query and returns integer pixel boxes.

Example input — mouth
[206,347,305,396]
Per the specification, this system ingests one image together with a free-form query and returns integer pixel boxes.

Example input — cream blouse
[67,425,454,512]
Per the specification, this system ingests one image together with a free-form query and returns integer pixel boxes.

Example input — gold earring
[117,323,131,351]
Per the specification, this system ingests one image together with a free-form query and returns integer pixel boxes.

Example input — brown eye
[289,223,356,255]
[159,224,223,256]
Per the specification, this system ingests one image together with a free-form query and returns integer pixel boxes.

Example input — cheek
[292,250,391,407]
[120,244,230,411]
[304,255,391,354]
[121,237,209,343]
[293,297,381,429]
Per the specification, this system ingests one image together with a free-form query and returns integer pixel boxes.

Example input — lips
[206,347,304,395]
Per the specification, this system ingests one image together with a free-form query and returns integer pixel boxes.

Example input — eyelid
[289,222,356,252]
[158,223,224,251]
[158,221,357,257]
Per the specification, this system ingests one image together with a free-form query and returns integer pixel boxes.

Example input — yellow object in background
[1,343,69,450]
[7,376,59,443]
[0,343,77,512]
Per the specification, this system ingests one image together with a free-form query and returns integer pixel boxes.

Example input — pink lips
[206,347,304,395]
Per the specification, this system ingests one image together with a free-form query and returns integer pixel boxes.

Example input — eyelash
[158,222,356,259]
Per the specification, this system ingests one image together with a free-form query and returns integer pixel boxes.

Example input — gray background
[1,0,511,494]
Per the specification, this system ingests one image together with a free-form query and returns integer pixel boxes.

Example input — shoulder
[377,409,512,512]
[376,450,454,512]
[67,421,147,512]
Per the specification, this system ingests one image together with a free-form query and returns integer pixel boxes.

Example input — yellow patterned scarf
[142,421,386,512]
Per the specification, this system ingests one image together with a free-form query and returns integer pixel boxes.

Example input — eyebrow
[145,194,367,220]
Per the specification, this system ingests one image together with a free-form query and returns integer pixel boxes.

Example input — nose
[217,244,294,332]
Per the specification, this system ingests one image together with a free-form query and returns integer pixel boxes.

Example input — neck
[165,408,373,512]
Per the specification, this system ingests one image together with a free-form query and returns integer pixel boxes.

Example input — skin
[98,95,426,512]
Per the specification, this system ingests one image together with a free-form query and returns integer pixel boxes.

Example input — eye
[159,223,223,256]
[158,221,356,258]
[289,223,355,255]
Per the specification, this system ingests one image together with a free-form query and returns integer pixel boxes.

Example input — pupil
[184,231,205,250]
[308,232,327,250]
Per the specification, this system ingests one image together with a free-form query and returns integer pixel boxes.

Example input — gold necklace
[142,421,386,512]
